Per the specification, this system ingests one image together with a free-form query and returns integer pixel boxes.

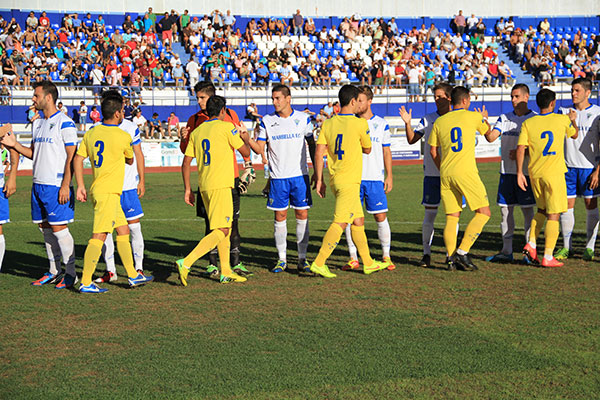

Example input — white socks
[103,232,117,274]
[129,222,144,271]
[296,218,309,261]
[53,228,76,277]
[0,234,5,271]
[560,208,575,250]
[377,218,391,258]
[500,206,514,254]
[40,227,62,275]
[586,208,599,250]
[274,220,287,261]
[422,208,437,255]
[345,224,358,260]
[522,206,535,245]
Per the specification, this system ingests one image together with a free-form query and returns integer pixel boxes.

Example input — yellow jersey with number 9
[185,118,245,192]
[428,109,488,177]
[518,113,576,178]
[316,114,371,186]
[76,123,133,195]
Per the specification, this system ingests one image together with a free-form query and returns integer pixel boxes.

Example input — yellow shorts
[332,183,364,224]
[201,188,233,230]
[530,175,567,214]
[92,193,128,234]
[441,173,489,214]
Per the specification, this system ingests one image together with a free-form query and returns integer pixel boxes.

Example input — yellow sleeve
[428,123,439,147]
[565,115,577,138]
[476,113,489,135]
[123,135,133,159]
[76,135,88,158]
[316,121,328,145]
[517,121,529,146]
[184,130,196,158]
[228,127,245,150]
[360,120,372,148]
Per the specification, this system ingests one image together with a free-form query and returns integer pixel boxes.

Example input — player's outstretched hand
[58,184,70,205]
[184,189,195,206]
[316,180,326,198]
[3,178,16,198]
[568,108,577,123]
[589,169,600,190]
[137,182,145,198]
[399,106,412,124]
[517,173,528,191]
[0,130,16,148]
[384,175,393,194]
[180,126,189,140]
[476,105,488,120]
[29,106,41,122]
[76,187,87,202]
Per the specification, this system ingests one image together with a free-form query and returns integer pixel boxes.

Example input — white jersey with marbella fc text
[492,110,536,175]
[362,115,391,182]
[414,111,441,177]
[257,110,313,179]
[120,119,142,191]
[31,111,78,186]
[560,104,600,169]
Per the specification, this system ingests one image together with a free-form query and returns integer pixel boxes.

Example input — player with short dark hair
[74,91,154,293]
[177,96,252,285]
[483,83,536,263]
[310,85,388,278]
[518,88,579,267]
[428,86,492,271]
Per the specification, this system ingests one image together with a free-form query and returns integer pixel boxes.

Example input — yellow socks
[184,229,226,268]
[81,238,103,286]
[217,231,232,276]
[350,224,374,267]
[544,219,559,258]
[458,213,490,253]
[116,234,137,278]
[529,212,547,246]
[444,215,460,255]
[314,223,344,267]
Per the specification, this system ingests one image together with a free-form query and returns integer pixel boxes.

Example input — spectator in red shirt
[39,12,50,29]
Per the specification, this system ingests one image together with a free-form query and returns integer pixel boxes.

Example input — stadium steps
[497,48,538,96]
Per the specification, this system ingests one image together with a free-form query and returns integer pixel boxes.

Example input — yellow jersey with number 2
[518,113,577,179]
[316,113,371,186]
[76,123,133,195]
[428,109,488,177]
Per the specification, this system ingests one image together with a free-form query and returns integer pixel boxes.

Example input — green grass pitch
[1,163,599,399]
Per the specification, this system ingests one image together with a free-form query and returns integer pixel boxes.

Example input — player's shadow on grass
[3,249,50,280]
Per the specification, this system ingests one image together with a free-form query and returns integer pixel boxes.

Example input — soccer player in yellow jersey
[428,86,492,271]
[74,90,154,293]
[517,88,578,268]
[310,85,388,278]
[176,96,251,285]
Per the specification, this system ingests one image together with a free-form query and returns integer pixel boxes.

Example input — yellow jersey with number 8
[185,119,245,192]
[518,113,576,178]
[428,109,488,177]
[316,114,371,186]
[76,123,133,195]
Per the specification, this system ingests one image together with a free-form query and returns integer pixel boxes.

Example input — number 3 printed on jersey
[450,127,463,152]
[94,140,104,167]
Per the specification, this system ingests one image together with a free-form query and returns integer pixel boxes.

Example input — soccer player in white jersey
[1,81,78,289]
[483,84,536,263]
[343,85,394,271]
[0,124,19,272]
[246,84,316,273]
[556,77,600,261]
[400,82,452,268]
[95,112,146,283]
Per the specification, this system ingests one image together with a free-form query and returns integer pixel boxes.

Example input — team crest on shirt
[271,122,280,127]
[373,123,379,130]
[49,123,56,130]
[226,216,230,222]
[294,119,300,126]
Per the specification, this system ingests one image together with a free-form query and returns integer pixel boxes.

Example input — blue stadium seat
[270,72,279,81]
[164,72,173,82]
[230,72,240,82]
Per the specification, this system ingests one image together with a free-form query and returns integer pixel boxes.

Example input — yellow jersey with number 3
[76,123,133,195]
[185,118,245,192]
[316,114,371,185]
[518,113,576,178]
[428,109,488,177]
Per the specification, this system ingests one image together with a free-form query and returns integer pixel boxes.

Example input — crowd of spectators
[0,9,598,104]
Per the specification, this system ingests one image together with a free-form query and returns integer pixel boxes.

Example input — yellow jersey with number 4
[316,114,371,186]
[185,118,245,192]
[518,113,576,178]
[428,109,488,177]
[76,123,133,195]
